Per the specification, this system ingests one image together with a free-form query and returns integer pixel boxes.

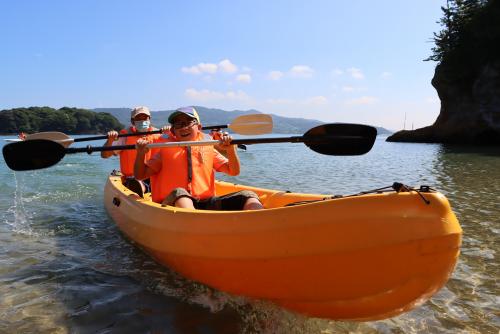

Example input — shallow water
[0,135,498,333]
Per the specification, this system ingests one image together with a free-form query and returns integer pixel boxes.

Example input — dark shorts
[123,177,151,197]
[164,187,260,211]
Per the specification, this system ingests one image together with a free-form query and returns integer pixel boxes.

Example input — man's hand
[102,130,119,158]
[136,138,150,155]
[212,131,235,152]
[219,131,233,146]
[106,130,119,143]
[160,125,171,134]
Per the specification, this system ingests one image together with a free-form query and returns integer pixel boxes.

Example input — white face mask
[134,120,150,132]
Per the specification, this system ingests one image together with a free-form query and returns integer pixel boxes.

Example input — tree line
[0,107,124,135]
[426,0,498,65]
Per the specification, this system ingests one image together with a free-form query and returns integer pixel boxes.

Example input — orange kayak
[104,175,461,321]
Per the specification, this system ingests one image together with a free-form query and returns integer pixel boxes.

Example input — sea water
[0,135,498,333]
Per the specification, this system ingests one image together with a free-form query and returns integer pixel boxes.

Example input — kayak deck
[104,175,461,321]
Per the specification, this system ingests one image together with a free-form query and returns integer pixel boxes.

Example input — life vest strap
[187,146,193,193]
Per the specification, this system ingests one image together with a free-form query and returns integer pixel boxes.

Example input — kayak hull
[104,176,461,321]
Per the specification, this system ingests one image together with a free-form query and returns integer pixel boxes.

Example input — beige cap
[130,106,151,119]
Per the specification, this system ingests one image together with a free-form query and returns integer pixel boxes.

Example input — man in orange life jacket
[101,106,162,195]
[134,106,263,210]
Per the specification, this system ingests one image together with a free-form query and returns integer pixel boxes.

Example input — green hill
[94,106,392,135]
[0,107,123,135]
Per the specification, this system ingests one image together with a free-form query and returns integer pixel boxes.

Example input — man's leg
[215,190,263,211]
[162,188,195,209]
[174,196,195,209]
[243,197,264,210]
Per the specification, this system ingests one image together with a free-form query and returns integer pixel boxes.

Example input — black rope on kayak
[339,182,432,205]
[392,182,430,205]
[419,185,436,192]
[345,184,398,197]
[353,185,395,195]
[274,182,436,207]
[392,182,410,192]
[415,187,431,204]
[284,196,340,207]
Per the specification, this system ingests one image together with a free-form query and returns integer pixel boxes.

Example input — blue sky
[0,1,445,130]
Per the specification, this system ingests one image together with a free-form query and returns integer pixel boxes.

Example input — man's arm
[134,138,157,180]
[215,132,240,176]
[221,145,240,176]
[101,130,119,158]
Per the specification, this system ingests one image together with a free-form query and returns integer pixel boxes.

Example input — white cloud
[181,59,238,75]
[289,65,314,78]
[185,88,224,100]
[345,96,378,106]
[268,70,284,81]
[219,59,238,73]
[303,96,328,105]
[342,85,354,93]
[226,90,250,100]
[332,68,343,76]
[181,62,217,75]
[236,74,252,83]
[185,88,249,101]
[198,62,218,74]
[181,66,201,75]
[381,71,392,79]
[202,75,213,82]
[347,67,364,79]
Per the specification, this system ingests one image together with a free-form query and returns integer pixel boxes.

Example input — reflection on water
[0,136,499,333]
[431,145,500,334]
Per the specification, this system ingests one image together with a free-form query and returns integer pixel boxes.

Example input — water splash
[4,172,36,236]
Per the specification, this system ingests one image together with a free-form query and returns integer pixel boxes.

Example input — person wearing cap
[101,106,163,196]
[134,106,263,211]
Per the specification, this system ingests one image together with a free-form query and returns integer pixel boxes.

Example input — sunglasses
[172,119,198,129]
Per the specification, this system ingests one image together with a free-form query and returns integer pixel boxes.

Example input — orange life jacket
[119,126,159,177]
[149,133,226,203]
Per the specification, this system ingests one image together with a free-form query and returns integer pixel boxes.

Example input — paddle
[2,123,377,171]
[21,114,273,148]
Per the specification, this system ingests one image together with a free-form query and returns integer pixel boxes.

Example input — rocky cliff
[387,0,500,145]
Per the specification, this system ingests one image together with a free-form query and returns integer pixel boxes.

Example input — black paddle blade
[2,139,66,171]
[303,123,377,155]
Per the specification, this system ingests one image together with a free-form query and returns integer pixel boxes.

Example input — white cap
[168,106,200,124]
[130,106,151,119]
